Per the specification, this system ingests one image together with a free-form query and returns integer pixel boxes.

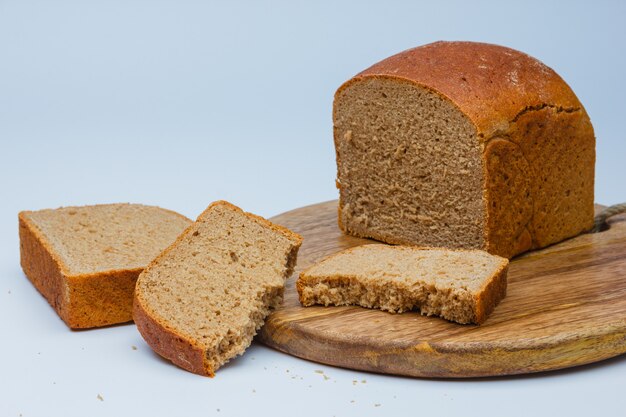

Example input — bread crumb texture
[133,201,302,376]
[297,244,508,324]
[18,204,191,328]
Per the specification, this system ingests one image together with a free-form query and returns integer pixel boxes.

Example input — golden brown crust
[19,212,71,325]
[18,206,191,329]
[474,262,509,324]
[513,108,595,247]
[133,294,212,376]
[485,107,595,257]
[337,41,582,139]
[483,138,534,258]
[65,269,141,328]
[334,41,595,258]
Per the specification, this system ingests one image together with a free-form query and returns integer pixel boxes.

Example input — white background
[1,1,625,416]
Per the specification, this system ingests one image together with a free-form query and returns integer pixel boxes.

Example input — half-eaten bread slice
[133,201,303,376]
[297,244,508,324]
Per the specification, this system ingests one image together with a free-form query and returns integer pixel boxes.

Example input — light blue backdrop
[1,0,624,224]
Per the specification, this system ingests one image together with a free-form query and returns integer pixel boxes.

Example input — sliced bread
[133,201,303,377]
[19,204,191,328]
[297,244,508,324]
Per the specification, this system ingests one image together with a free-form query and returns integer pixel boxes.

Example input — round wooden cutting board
[258,200,626,378]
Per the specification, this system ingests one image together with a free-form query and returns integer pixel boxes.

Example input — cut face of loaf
[297,244,509,324]
[334,41,595,258]
[18,204,191,328]
[133,201,303,377]
[336,78,485,250]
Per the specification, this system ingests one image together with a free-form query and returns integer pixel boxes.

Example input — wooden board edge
[258,320,626,378]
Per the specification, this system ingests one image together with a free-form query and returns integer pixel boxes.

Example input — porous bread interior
[24,204,190,275]
[136,203,298,373]
[299,244,507,324]
[335,77,485,249]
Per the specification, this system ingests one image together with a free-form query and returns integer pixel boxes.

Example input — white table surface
[1,1,625,416]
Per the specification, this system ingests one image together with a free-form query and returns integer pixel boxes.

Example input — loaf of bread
[133,201,303,377]
[334,41,595,258]
[18,204,191,328]
[297,244,508,324]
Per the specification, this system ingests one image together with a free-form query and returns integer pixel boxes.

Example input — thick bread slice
[18,204,191,328]
[297,244,508,324]
[133,201,303,377]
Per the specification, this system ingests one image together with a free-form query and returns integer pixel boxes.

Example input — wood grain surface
[258,200,626,377]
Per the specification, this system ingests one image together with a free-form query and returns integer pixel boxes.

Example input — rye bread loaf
[133,201,303,377]
[297,244,508,324]
[18,204,191,328]
[334,41,595,258]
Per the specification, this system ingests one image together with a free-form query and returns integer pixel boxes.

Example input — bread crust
[334,41,595,258]
[133,294,210,376]
[336,41,582,140]
[18,205,191,329]
[19,212,72,325]
[473,261,508,324]
[133,200,303,376]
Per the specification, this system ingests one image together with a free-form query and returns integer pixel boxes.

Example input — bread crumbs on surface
[97,394,104,401]
[314,369,330,380]
[352,380,358,385]
[361,379,367,384]
[131,345,137,350]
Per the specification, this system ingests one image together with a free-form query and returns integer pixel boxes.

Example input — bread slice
[297,244,508,324]
[133,201,303,377]
[334,41,595,258]
[19,204,191,328]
